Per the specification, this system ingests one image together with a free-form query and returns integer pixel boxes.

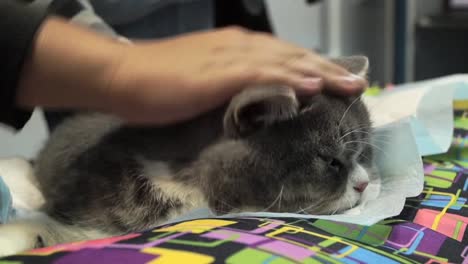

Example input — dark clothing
[0,0,83,130]
[0,0,48,129]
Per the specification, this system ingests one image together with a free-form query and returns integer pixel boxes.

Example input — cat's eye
[327,158,343,173]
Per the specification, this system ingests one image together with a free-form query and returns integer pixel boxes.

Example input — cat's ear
[330,56,369,78]
[224,86,299,138]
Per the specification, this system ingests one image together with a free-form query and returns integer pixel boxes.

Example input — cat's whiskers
[344,139,385,152]
[341,131,392,146]
[344,140,388,157]
[340,123,394,149]
[215,199,241,213]
[330,203,341,215]
[343,147,371,162]
[370,138,392,145]
[346,196,354,210]
[339,128,371,142]
[338,96,362,131]
[259,185,284,212]
[278,185,284,212]
[344,123,372,132]
[213,209,235,215]
[298,207,306,214]
[295,199,326,214]
[348,130,392,139]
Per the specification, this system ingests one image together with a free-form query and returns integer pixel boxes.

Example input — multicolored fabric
[1,102,467,264]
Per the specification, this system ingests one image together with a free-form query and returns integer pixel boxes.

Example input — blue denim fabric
[0,176,12,224]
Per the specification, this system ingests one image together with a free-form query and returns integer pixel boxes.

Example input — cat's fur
[0,56,377,256]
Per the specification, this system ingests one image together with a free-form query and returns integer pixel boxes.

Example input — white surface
[365,74,468,155]
[0,109,49,160]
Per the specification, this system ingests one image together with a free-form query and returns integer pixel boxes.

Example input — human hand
[104,27,368,124]
[16,18,366,125]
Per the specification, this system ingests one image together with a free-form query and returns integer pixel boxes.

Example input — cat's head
[198,56,373,215]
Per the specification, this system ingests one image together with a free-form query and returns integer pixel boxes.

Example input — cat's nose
[353,182,368,193]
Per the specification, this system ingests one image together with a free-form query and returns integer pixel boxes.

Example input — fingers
[246,32,368,95]
[217,63,324,96]
[250,68,324,94]
[323,74,368,95]
[285,57,368,95]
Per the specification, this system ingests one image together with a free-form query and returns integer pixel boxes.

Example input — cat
[0,56,377,256]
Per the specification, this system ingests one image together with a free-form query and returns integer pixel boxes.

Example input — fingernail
[339,74,366,88]
[300,77,323,91]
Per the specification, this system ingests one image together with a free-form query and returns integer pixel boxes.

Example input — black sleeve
[0,0,49,130]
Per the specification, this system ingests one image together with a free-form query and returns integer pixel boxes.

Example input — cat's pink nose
[353,182,368,193]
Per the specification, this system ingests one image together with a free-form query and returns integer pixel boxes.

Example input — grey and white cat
[0,56,377,256]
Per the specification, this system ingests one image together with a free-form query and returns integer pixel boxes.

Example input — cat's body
[0,56,378,256]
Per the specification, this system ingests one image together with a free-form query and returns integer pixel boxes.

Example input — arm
[15,16,123,115]
[0,0,49,129]
[0,0,98,130]
[4,7,366,128]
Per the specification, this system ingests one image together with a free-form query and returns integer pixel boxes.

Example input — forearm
[16,16,124,112]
